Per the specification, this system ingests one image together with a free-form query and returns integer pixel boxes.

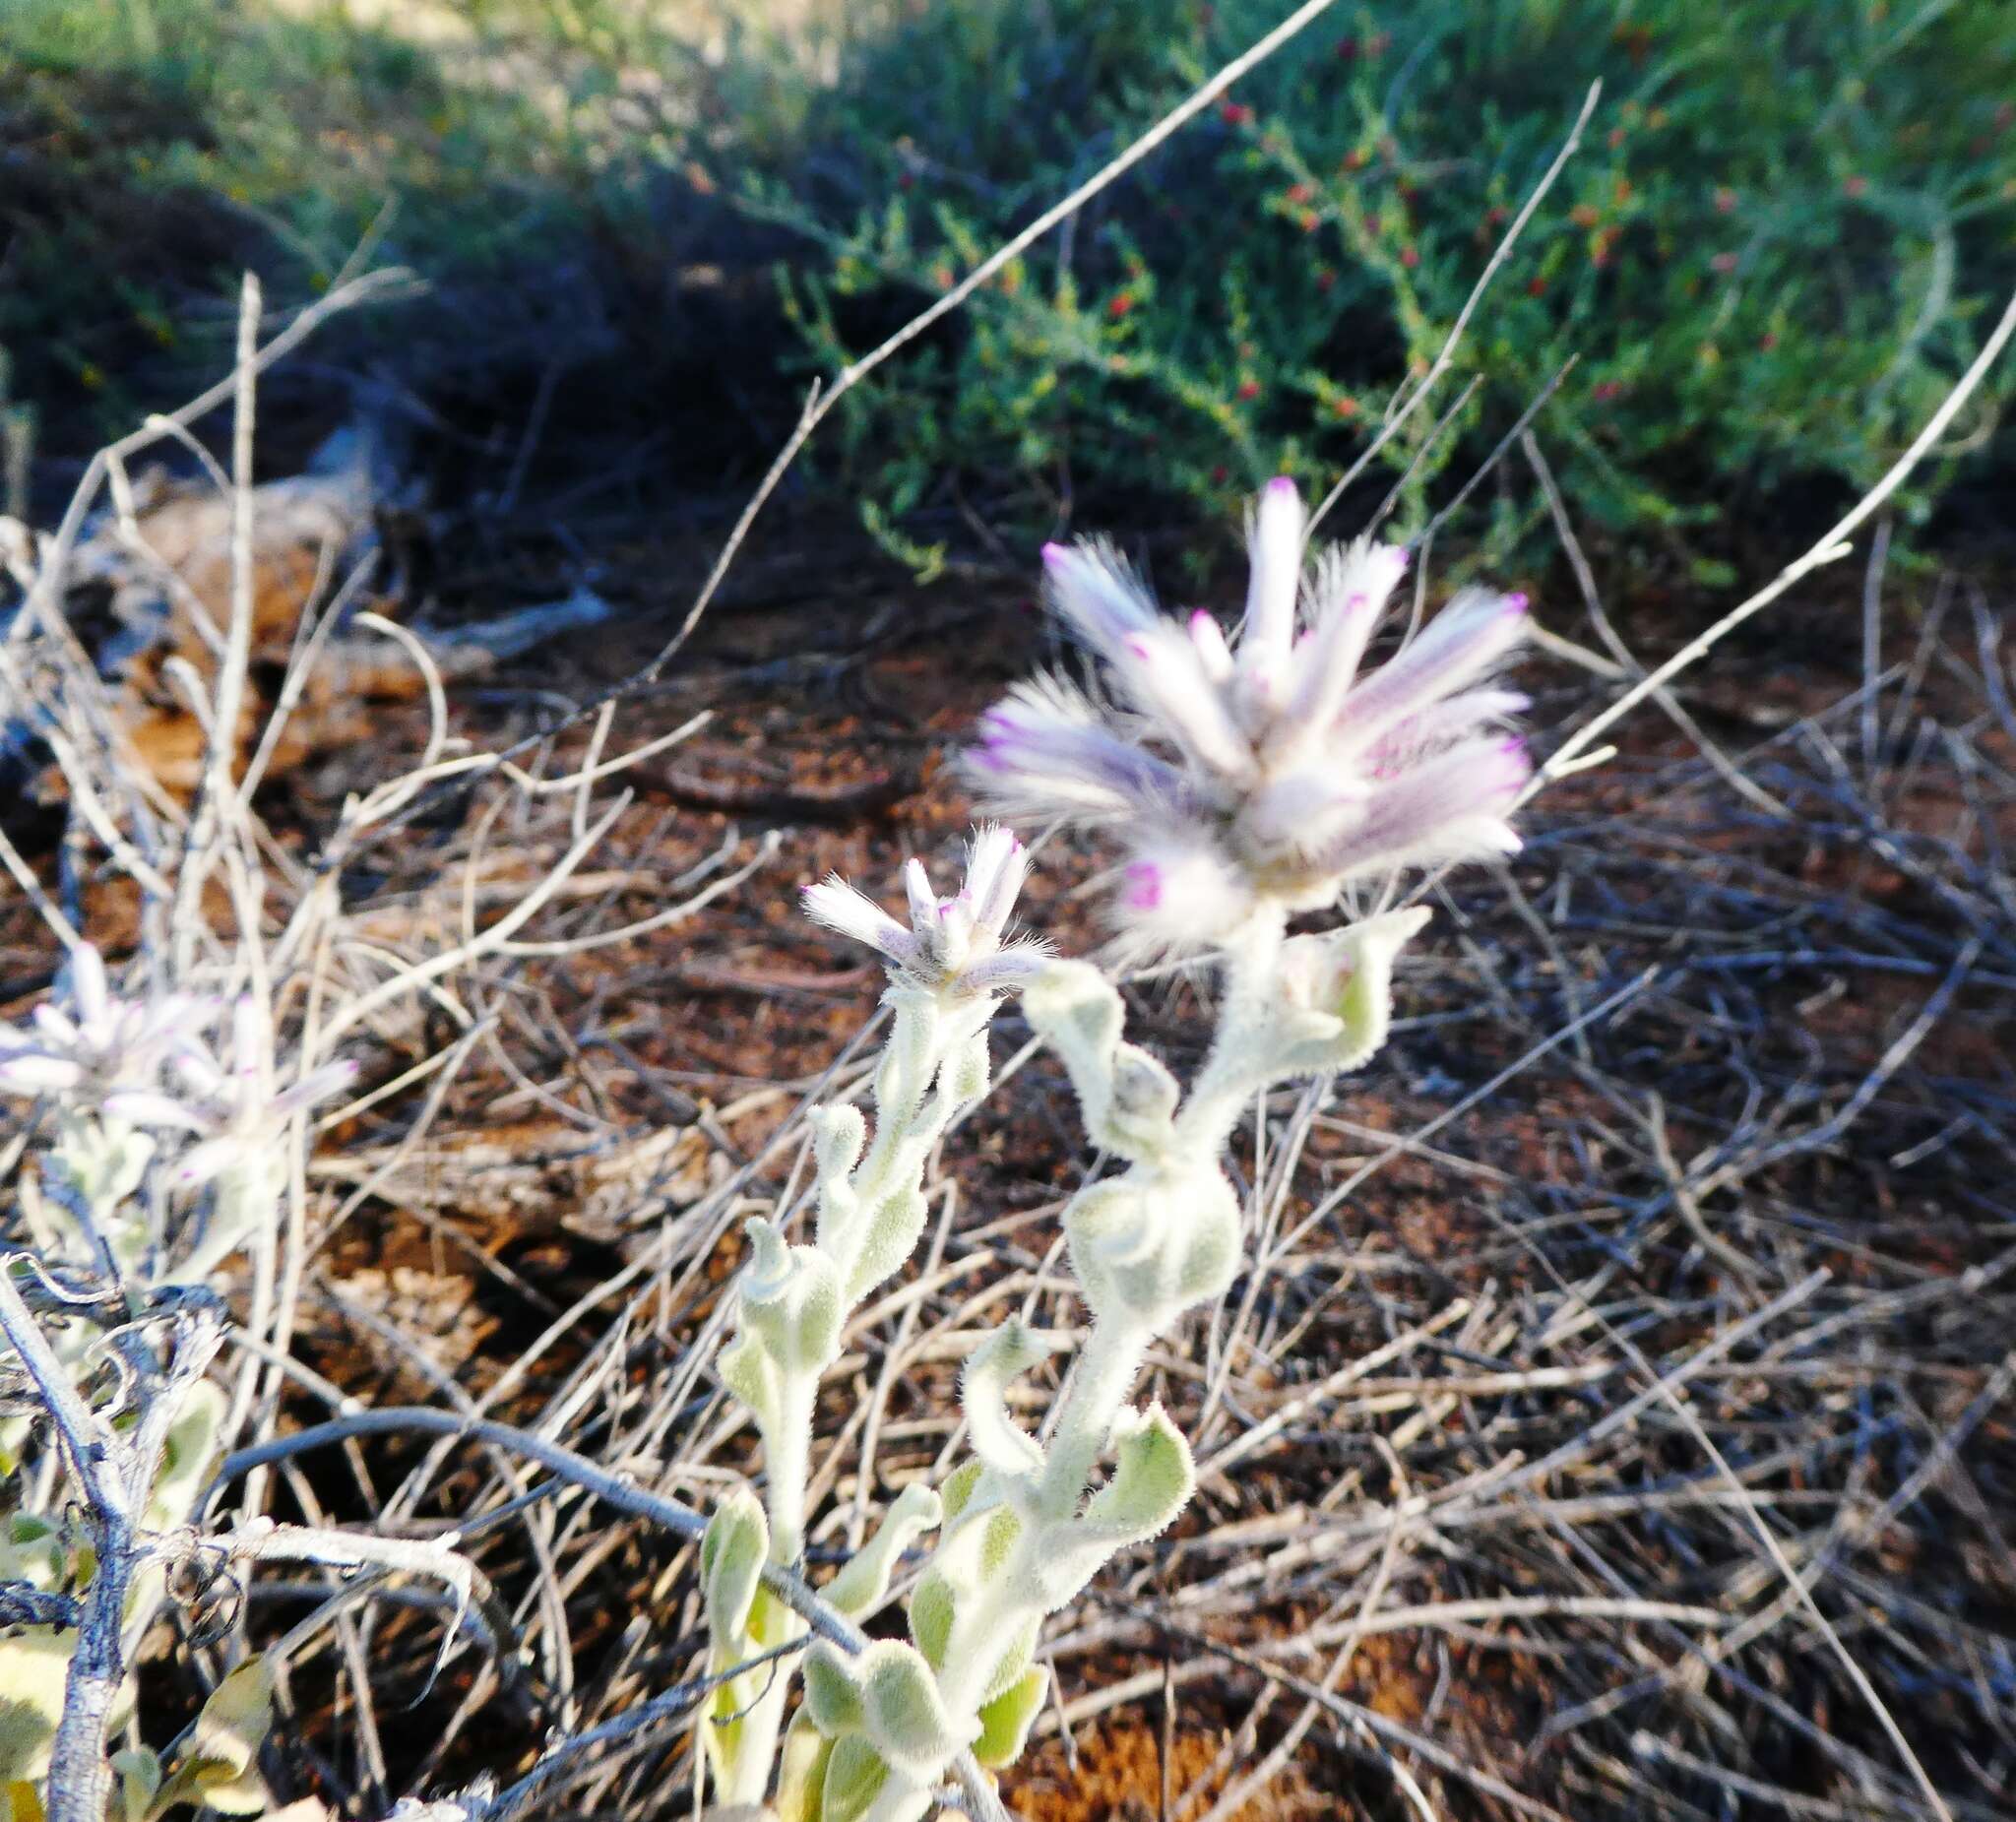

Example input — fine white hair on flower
[0,943,209,1099]
[0,948,358,1191]
[102,993,360,1189]
[964,477,1533,951]
[801,825,1050,996]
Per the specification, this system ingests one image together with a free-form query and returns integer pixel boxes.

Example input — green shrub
[723,0,2016,574]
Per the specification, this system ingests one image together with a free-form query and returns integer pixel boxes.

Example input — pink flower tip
[1263,475,1299,499]
[1123,862,1165,911]
[1123,635,1152,661]
[1504,592,1530,613]
[1040,541,1070,568]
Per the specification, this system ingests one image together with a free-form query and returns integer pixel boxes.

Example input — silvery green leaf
[811,1102,866,1249]
[1232,909,1430,1088]
[718,1333,783,1439]
[739,1218,844,1373]
[1023,958,1122,1103]
[146,1378,228,1531]
[937,1458,984,1524]
[775,1710,833,1822]
[908,1566,956,1672]
[1083,1403,1193,1541]
[843,1185,928,1305]
[802,1641,866,1737]
[825,1482,942,1619]
[1029,1403,1196,1609]
[940,1024,992,1108]
[874,987,940,1120]
[959,1322,1057,1484]
[699,1483,770,1644]
[973,1665,1049,1770]
[155,1656,274,1816]
[0,1627,71,1785]
[857,1639,974,1778]
[820,1734,890,1822]
[1064,1169,1239,1331]
[1099,1042,1180,1157]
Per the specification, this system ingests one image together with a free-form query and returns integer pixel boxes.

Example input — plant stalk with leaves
[703,478,1534,1817]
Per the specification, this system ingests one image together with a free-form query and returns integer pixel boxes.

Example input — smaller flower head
[102,994,358,1190]
[802,825,1048,996]
[0,945,207,1101]
[966,480,1532,952]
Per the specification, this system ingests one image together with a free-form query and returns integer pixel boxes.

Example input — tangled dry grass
[8,428,2011,1817]
[3,14,2015,1813]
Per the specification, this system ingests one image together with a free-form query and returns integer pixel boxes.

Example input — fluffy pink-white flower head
[802,824,1049,996]
[967,479,1532,949]
[0,945,207,1101]
[100,993,358,1190]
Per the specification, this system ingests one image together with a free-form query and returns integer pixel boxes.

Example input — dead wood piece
[310,1122,725,1237]
[644,762,920,824]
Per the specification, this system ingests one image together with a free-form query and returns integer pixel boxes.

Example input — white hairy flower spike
[0,944,207,1100]
[802,825,1049,996]
[101,994,358,1189]
[967,479,1533,950]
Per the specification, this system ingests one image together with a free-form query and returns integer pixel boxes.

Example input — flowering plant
[0,946,356,1822]
[702,479,1531,1817]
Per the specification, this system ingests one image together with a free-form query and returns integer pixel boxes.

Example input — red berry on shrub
[1236,378,1261,402]
[1844,173,1868,198]
[1527,277,1547,296]
[1109,292,1135,319]
[1316,268,1337,292]
[1710,251,1737,274]
[1570,204,1600,228]
[1299,210,1321,232]
[1400,245,1419,268]
[1336,35,1357,59]
[1212,465,1229,484]
[1288,182,1314,205]
[1221,101,1253,126]
[1760,332,1779,350]
[1593,380,1622,403]
[1333,395,1360,418]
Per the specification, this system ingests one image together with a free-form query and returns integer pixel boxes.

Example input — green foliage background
[730,0,2016,573]
[4,0,2013,569]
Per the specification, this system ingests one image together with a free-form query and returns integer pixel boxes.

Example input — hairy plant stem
[1174,907,1290,1150]
[718,1372,819,1806]
[1036,1314,1150,1522]
[870,909,1297,1821]
[724,985,977,1805]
